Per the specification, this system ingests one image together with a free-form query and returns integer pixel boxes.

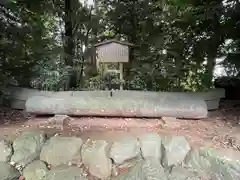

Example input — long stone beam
[25,93,207,119]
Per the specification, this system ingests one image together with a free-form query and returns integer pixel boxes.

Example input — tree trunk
[205,56,216,89]
[64,0,74,66]
[126,0,138,81]
[204,8,223,89]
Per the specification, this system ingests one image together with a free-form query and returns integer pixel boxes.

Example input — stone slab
[72,91,110,98]
[26,92,208,119]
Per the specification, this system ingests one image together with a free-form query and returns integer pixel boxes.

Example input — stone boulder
[161,136,190,168]
[184,147,211,177]
[138,133,162,160]
[110,136,141,165]
[114,159,167,180]
[42,165,87,180]
[22,160,49,180]
[40,136,83,166]
[114,161,144,180]
[81,139,112,179]
[10,131,46,170]
[0,139,13,162]
[0,162,20,180]
[185,147,240,180]
[47,115,72,129]
[168,166,200,180]
[142,159,168,180]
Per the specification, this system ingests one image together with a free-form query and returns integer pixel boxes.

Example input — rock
[138,133,162,160]
[114,159,167,180]
[0,162,20,180]
[81,139,112,179]
[0,139,13,162]
[110,136,141,165]
[142,159,168,180]
[26,92,207,119]
[114,161,144,180]
[185,147,240,180]
[22,160,49,180]
[117,159,140,173]
[42,165,87,180]
[11,131,46,170]
[184,147,211,177]
[112,164,119,177]
[168,166,200,180]
[47,115,72,129]
[113,91,208,119]
[40,136,83,166]
[161,136,190,167]
[208,149,240,180]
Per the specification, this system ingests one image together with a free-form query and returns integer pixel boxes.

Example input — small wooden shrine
[94,39,134,90]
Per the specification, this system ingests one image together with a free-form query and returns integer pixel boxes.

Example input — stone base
[205,99,220,110]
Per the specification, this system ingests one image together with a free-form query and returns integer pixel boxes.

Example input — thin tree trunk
[126,0,138,81]
[205,56,216,89]
[64,0,74,66]
[204,8,223,89]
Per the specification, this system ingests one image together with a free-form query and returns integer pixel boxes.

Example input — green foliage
[84,70,124,90]
[0,0,240,93]
[84,76,105,90]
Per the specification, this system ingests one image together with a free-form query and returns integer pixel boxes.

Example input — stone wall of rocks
[0,130,239,180]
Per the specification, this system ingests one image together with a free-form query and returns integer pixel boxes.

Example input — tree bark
[125,0,138,81]
[205,56,216,89]
[64,0,74,66]
[204,7,223,89]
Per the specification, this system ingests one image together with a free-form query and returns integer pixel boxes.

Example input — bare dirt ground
[1,99,240,152]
